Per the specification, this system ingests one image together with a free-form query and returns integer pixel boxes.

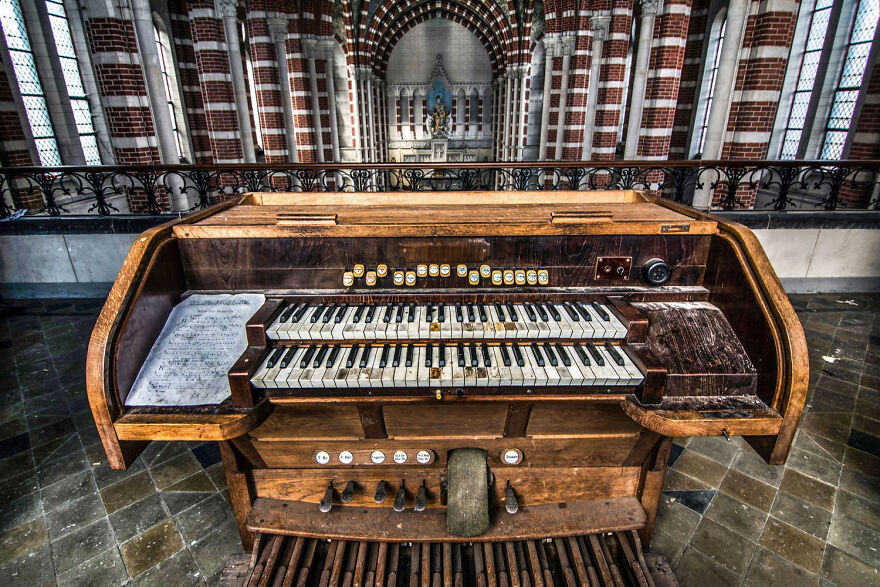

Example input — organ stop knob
[341,480,356,503]
[643,258,672,285]
[319,482,334,513]
[394,481,407,512]
[415,481,427,512]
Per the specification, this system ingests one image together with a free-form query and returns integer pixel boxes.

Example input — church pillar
[414,91,425,142]
[539,37,557,160]
[517,67,529,161]
[455,92,466,139]
[554,36,574,161]
[502,73,513,160]
[582,16,610,160]
[387,89,399,141]
[302,38,324,163]
[215,0,255,162]
[624,0,662,159]
[267,16,297,162]
[322,41,340,162]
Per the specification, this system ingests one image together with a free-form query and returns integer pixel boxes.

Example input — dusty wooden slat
[421,542,431,587]
[553,538,577,587]
[431,543,442,587]
[409,543,420,587]
[387,544,400,587]
[248,533,265,578]
[295,539,319,587]
[626,531,656,587]
[363,543,378,587]
[495,543,509,587]
[587,536,613,587]
[615,533,650,587]
[474,540,488,587]
[598,536,625,587]
[248,534,277,587]
[319,541,340,587]
[443,543,453,587]
[566,536,590,587]
[375,543,389,587]
[515,541,531,587]
[341,542,358,587]
[351,542,368,587]
[483,542,496,587]
[280,537,306,587]
[535,541,554,587]
[257,534,286,587]
[575,535,601,587]
[453,543,464,587]
[504,542,521,587]
[524,541,543,587]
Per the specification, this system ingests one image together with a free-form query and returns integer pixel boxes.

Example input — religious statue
[425,94,451,138]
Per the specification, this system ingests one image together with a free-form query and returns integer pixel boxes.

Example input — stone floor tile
[162,491,217,516]
[140,442,186,468]
[165,471,215,493]
[786,447,843,486]
[653,496,702,544]
[719,469,777,512]
[32,433,83,467]
[0,450,34,480]
[661,490,715,515]
[45,490,107,540]
[778,469,837,511]
[769,492,832,540]
[35,449,87,487]
[205,462,227,492]
[681,436,742,467]
[662,468,715,491]
[838,468,880,503]
[149,451,203,490]
[648,531,686,569]
[704,491,767,542]
[189,519,243,580]
[107,493,169,544]
[40,470,97,513]
[0,544,55,585]
[827,515,880,568]
[848,428,880,458]
[821,544,880,586]
[120,519,183,578]
[93,457,146,490]
[50,518,117,575]
[174,493,236,544]
[729,446,785,487]
[0,431,30,458]
[0,469,38,503]
[56,546,128,587]
[800,412,852,444]
[0,518,48,566]
[835,490,880,532]
[744,547,819,587]
[759,517,826,573]
[0,492,43,534]
[689,516,756,574]
[191,443,222,469]
[132,549,204,587]
[100,470,157,515]
[670,450,728,487]
[674,547,740,587]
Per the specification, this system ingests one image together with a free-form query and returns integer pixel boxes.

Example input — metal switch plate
[595,256,632,280]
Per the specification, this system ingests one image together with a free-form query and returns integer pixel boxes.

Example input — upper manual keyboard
[265,301,627,341]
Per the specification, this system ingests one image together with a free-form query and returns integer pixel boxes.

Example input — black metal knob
[643,258,672,286]
[374,480,387,504]
[319,482,334,513]
[415,481,427,512]
[341,480,355,503]
[393,481,407,512]
[505,480,518,514]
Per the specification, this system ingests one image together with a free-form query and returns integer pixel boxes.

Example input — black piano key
[405,344,414,367]
[536,303,549,322]
[547,302,562,322]
[605,342,626,366]
[564,302,580,321]
[513,344,525,367]
[506,302,519,321]
[495,302,506,321]
[500,343,511,366]
[466,303,475,323]
[407,302,416,322]
[379,344,390,368]
[266,347,285,368]
[383,303,393,323]
[313,345,328,368]
[425,343,433,367]
[591,302,610,321]
[278,304,297,323]
[457,342,465,367]
[575,343,590,366]
[326,345,340,368]
[310,305,326,323]
[525,303,537,322]
[438,303,446,322]
[352,305,365,323]
[481,342,491,367]
[425,304,434,322]
[359,344,372,368]
[322,304,337,323]
[300,345,317,368]
[478,303,488,323]
[455,303,464,323]
[530,343,545,367]
[395,303,404,323]
[392,344,402,367]
[346,344,360,368]
[333,304,348,323]
[543,342,558,366]
[575,303,592,321]
[469,343,479,367]
[292,304,310,322]
[364,305,376,324]
[555,343,571,367]
[438,343,446,367]
[280,345,299,368]
[587,344,605,366]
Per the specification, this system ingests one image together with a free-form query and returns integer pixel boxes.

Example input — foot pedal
[446,448,489,537]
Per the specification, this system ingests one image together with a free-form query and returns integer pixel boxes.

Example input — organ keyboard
[87,190,808,580]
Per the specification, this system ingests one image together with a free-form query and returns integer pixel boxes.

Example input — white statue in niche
[425,98,451,138]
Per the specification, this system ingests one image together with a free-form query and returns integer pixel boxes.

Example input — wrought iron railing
[1,160,878,217]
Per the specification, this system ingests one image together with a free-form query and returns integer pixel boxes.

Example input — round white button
[503,449,522,465]
[416,450,432,464]
[393,450,408,464]
[405,272,417,285]
[371,450,386,464]
[338,450,353,464]
[315,451,330,465]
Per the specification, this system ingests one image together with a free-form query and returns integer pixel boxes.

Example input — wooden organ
[86,191,808,586]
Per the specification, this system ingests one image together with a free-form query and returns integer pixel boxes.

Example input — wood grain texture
[114,400,271,441]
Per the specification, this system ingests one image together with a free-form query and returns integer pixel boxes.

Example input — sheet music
[125,293,265,406]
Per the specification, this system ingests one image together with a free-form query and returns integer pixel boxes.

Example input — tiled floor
[0,294,877,586]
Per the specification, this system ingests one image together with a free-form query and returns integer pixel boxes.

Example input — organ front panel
[86,190,808,584]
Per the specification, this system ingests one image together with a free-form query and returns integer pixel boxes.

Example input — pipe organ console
[87,191,808,586]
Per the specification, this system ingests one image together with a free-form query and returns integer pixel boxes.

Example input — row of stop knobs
[319,479,519,514]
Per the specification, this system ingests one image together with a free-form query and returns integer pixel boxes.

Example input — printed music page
[125,293,265,406]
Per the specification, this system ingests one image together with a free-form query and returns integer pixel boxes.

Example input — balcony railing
[1,160,878,217]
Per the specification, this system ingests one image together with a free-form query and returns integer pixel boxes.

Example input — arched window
[695,16,726,155]
[0,0,61,165]
[153,23,183,159]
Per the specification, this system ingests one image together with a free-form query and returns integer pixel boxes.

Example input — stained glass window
[154,24,183,158]
[780,0,834,159]
[46,0,101,164]
[696,17,726,155]
[820,0,879,159]
[0,0,61,166]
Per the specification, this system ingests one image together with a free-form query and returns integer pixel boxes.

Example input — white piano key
[450,346,465,387]
[559,345,584,385]
[330,306,352,339]
[403,346,419,387]
[581,304,607,338]
[604,307,628,339]
[516,345,536,386]
[544,303,566,338]
[618,347,645,385]
[492,346,512,386]
[392,346,408,387]
[571,346,599,386]
[596,346,626,386]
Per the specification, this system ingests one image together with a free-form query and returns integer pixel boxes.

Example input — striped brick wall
[0,69,33,167]
[594,0,634,160]
[840,58,880,206]
[668,0,708,158]
[245,8,288,163]
[169,1,212,163]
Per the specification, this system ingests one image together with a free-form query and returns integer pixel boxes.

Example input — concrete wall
[385,20,492,84]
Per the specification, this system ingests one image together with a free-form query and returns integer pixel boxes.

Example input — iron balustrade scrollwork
[0,160,877,218]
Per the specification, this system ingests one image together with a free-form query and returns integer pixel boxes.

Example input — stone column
[538,37,557,160]
[413,90,424,141]
[692,0,749,208]
[582,16,610,160]
[215,0,255,162]
[624,0,662,159]
[321,42,340,162]
[387,88,399,141]
[554,35,574,160]
[267,16,297,162]
[456,92,466,139]
[302,37,324,162]
[365,74,377,161]
[517,67,528,161]
[501,74,512,160]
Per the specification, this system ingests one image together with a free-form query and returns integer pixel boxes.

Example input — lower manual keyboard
[250,342,644,389]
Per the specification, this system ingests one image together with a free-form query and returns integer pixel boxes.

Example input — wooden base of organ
[86,191,808,574]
